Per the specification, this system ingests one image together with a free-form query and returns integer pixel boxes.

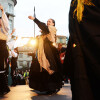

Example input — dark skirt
[0,40,10,95]
[29,38,63,92]
[0,73,10,95]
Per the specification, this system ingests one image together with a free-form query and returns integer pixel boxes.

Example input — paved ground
[0,84,72,100]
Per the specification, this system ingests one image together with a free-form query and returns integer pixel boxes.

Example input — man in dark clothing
[10,47,18,86]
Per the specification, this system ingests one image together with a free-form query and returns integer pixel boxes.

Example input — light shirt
[9,50,18,58]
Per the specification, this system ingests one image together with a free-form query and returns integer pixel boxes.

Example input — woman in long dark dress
[28,16,63,94]
[63,0,100,100]
[0,5,10,96]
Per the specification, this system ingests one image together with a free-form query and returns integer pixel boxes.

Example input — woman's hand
[28,16,35,20]
[0,5,4,12]
[11,28,16,35]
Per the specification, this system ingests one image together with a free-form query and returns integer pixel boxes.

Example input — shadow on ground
[31,88,72,100]
[31,94,71,100]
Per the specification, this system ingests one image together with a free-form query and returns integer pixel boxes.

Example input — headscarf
[1,11,9,34]
[38,25,57,75]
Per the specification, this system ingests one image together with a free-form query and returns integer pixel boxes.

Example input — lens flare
[30,39,36,45]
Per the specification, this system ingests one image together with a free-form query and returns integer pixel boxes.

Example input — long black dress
[11,56,18,86]
[63,0,100,100]
[0,10,10,96]
[0,40,10,95]
[29,18,63,92]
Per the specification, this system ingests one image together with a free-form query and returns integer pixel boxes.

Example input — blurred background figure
[58,43,66,64]
[24,70,29,85]
[10,47,18,86]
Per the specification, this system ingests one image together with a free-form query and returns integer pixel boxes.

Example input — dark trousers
[11,59,18,85]
[11,68,16,85]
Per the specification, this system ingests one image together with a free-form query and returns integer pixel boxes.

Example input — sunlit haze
[14,0,71,37]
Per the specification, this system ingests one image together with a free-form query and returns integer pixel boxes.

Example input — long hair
[50,18,55,26]
[73,0,94,22]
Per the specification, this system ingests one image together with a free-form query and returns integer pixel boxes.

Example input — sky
[14,0,71,38]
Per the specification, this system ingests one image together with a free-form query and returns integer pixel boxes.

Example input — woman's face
[47,19,54,26]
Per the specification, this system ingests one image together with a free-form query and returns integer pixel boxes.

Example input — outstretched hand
[0,5,3,11]
[11,28,16,35]
[28,16,35,20]
[0,5,4,11]
[12,28,16,33]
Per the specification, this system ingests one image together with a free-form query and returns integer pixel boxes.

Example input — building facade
[17,37,35,69]
[17,36,68,68]
[18,51,32,69]
[56,35,68,47]
[0,0,17,33]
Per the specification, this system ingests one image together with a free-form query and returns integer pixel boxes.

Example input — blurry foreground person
[63,0,100,100]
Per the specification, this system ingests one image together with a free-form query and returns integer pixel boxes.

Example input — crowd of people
[0,0,100,100]
[8,69,30,86]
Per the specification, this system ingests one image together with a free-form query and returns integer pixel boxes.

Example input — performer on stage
[63,0,100,100]
[28,16,63,94]
[0,4,10,95]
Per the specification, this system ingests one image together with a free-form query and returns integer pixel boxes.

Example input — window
[9,19,13,33]
[27,61,30,68]
[59,38,62,43]
[8,3,13,13]
[19,53,23,58]
[56,38,60,43]
[61,38,66,44]
[19,61,23,66]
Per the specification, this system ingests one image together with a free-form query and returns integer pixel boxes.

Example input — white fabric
[7,40,16,50]
[38,36,50,72]
[37,25,57,74]
[9,50,18,58]
[0,11,9,40]
[1,11,9,35]
[47,25,57,43]
[0,71,5,73]
[0,30,7,40]
[7,34,12,42]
